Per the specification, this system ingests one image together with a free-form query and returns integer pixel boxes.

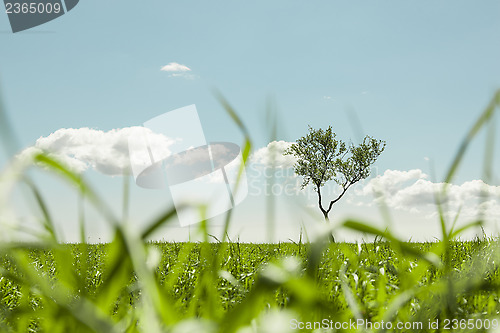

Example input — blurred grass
[0,90,498,332]
[1,240,499,332]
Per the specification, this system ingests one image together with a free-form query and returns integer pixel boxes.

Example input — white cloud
[160,62,191,72]
[17,127,176,176]
[360,169,428,198]
[245,141,302,195]
[250,141,296,169]
[358,169,500,219]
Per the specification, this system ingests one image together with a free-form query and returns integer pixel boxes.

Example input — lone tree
[284,126,386,221]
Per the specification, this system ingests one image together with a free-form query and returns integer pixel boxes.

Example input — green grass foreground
[1,239,500,332]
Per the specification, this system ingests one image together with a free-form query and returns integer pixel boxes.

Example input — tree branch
[326,181,353,215]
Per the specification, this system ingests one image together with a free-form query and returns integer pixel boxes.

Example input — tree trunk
[323,212,335,242]
[317,186,335,242]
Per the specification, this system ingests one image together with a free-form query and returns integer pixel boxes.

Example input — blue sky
[1,1,500,242]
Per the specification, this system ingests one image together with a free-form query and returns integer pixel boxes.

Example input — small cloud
[161,62,198,79]
[361,91,369,95]
[160,62,191,72]
[424,156,429,161]
[323,96,332,100]
[250,141,296,169]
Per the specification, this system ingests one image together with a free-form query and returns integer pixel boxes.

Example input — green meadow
[1,240,500,332]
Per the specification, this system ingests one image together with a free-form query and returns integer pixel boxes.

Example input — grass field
[0,91,500,332]
[1,239,500,332]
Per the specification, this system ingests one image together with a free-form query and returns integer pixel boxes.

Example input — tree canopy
[284,125,386,221]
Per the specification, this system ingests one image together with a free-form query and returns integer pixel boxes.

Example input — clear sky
[1,1,500,243]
